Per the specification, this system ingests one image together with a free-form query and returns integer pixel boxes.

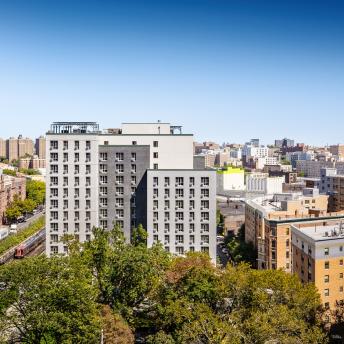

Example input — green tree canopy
[0,255,101,343]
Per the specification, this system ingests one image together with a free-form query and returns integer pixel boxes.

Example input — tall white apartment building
[46,122,217,262]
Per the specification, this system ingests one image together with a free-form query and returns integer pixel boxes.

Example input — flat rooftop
[292,223,344,242]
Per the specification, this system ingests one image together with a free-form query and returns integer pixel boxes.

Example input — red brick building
[0,174,26,224]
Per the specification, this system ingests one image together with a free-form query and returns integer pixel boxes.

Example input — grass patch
[0,216,45,256]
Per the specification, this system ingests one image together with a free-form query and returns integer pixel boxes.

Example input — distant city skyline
[0,0,343,145]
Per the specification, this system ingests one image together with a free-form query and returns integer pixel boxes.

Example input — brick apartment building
[0,174,26,224]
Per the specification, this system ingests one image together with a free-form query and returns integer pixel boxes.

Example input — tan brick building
[245,191,333,271]
[330,144,344,158]
[0,139,6,159]
[0,174,26,224]
[292,221,344,310]
[35,136,46,159]
[6,136,34,162]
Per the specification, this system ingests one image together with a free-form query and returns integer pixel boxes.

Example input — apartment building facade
[46,122,216,262]
[292,221,344,310]
[146,170,216,258]
[245,192,331,271]
[0,174,26,224]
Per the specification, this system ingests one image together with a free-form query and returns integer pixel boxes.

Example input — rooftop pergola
[49,122,100,134]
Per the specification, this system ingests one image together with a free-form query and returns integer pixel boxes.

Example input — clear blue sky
[0,0,343,145]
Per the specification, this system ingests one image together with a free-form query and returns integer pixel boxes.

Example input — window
[74,176,79,186]
[325,261,330,269]
[100,187,108,196]
[116,198,124,207]
[131,164,136,173]
[176,189,184,197]
[164,200,170,209]
[201,200,209,209]
[201,189,209,197]
[154,164,158,170]
[51,188,58,197]
[164,189,170,197]
[153,177,159,186]
[341,246,343,252]
[340,286,344,293]
[132,141,137,145]
[100,198,108,207]
[116,209,124,218]
[201,235,209,243]
[74,152,79,162]
[176,177,184,186]
[100,175,108,184]
[190,188,195,197]
[153,141,158,147]
[324,275,329,283]
[341,273,344,279]
[131,153,136,161]
[176,247,184,254]
[164,177,170,186]
[51,165,58,174]
[176,223,184,231]
[164,235,170,243]
[201,177,209,186]
[324,247,329,255]
[189,177,195,186]
[116,187,124,195]
[189,200,195,209]
[86,152,91,162]
[116,175,124,184]
[116,164,124,173]
[104,141,109,145]
[116,152,124,161]
[86,141,91,150]
[176,235,184,244]
[176,212,184,221]
[50,152,58,161]
[50,199,58,208]
[100,152,108,161]
[74,141,79,150]
[153,189,159,197]
[176,200,184,209]
[190,235,195,244]
[153,152,158,158]
[50,141,58,150]
[50,234,59,243]
[201,223,209,231]
[324,289,330,297]
[341,259,344,266]
[201,212,209,221]
[100,164,108,173]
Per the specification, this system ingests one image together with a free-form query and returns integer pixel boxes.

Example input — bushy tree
[26,179,45,205]
[0,255,101,343]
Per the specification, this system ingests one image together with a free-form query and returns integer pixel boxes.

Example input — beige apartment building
[35,136,46,159]
[245,191,338,271]
[330,144,344,159]
[292,221,344,310]
[19,155,46,170]
[5,136,34,162]
[0,139,5,158]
